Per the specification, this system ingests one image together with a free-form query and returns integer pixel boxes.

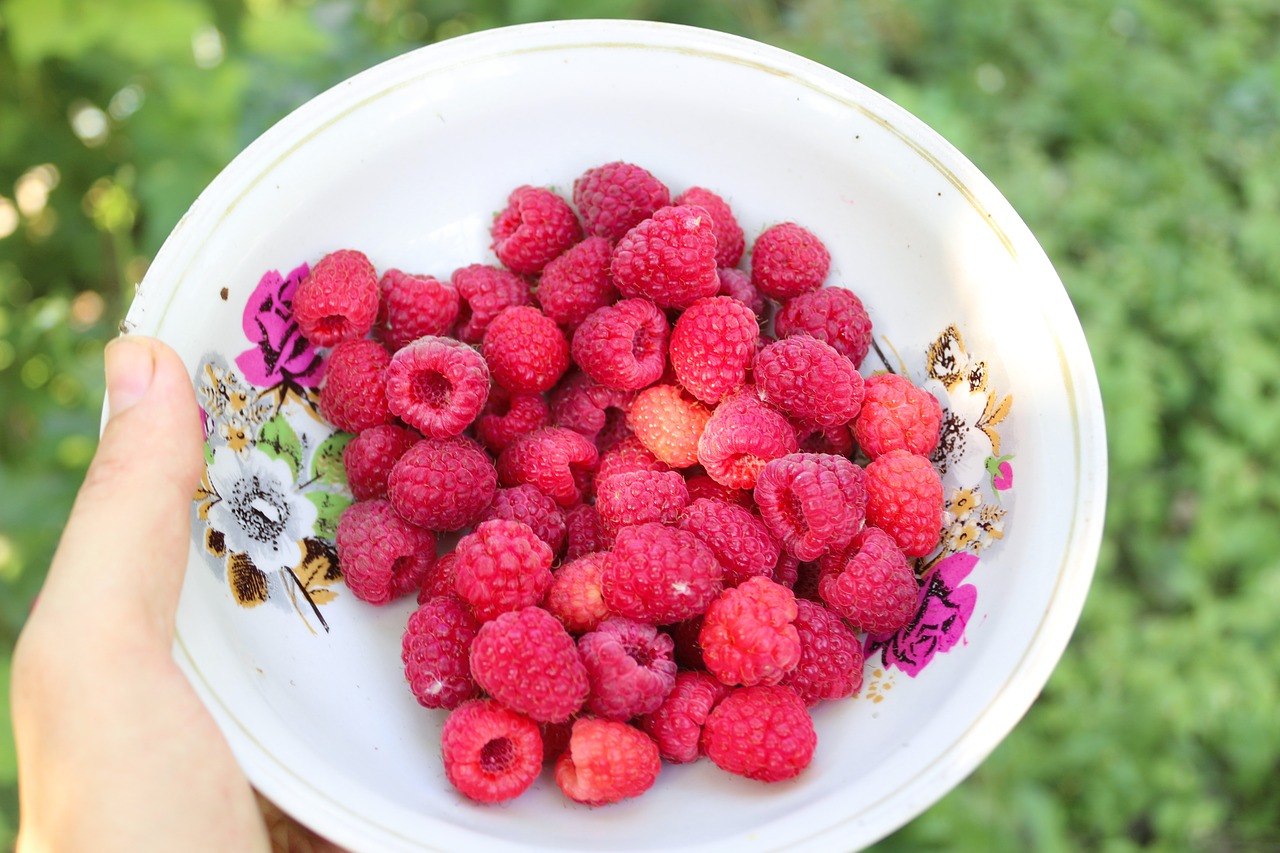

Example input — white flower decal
[205,445,317,573]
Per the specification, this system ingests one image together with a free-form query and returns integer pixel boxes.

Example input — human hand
[11,336,345,853]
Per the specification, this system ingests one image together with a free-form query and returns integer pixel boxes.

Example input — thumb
[37,336,204,647]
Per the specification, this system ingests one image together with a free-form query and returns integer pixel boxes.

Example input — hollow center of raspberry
[780,490,810,536]
[414,370,452,407]
[624,641,655,669]
[480,736,516,774]
[314,315,350,338]
[632,325,659,361]
[390,555,415,579]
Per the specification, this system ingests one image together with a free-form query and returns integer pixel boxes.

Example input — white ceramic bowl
[129,19,1106,853]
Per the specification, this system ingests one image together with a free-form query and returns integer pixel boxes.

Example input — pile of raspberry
[294,161,946,807]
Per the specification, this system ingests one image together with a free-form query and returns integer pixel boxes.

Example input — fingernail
[105,336,156,417]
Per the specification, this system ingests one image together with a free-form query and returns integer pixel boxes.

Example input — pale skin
[11,337,345,853]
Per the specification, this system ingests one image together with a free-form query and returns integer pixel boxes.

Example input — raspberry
[497,426,599,507]
[554,718,661,806]
[636,670,730,764]
[683,474,755,510]
[388,436,497,531]
[402,595,481,710]
[476,484,567,556]
[701,685,816,782]
[819,526,918,633]
[601,522,724,625]
[536,236,618,329]
[678,498,781,587]
[754,452,868,561]
[572,161,671,242]
[596,435,669,489]
[543,551,611,634]
[451,263,533,344]
[452,519,555,622]
[440,699,543,803]
[378,269,460,351]
[470,606,589,723]
[473,386,550,455]
[564,503,609,561]
[490,185,582,275]
[864,450,944,557]
[780,599,865,705]
[595,469,689,533]
[750,222,830,300]
[853,373,944,459]
[716,267,769,320]
[318,339,392,433]
[578,617,678,720]
[335,499,436,605]
[384,336,490,438]
[481,305,571,394]
[293,249,379,346]
[419,551,458,603]
[343,423,419,501]
[774,286,873,368]
[699,577,801,687]
[550,371,633,448]
[674,187,745,268]
[669,296,759,405]
[570,298,669,391]
[754,335,864,427]
[696,388,798,489]
[628,384,712,468]
[611,205,720,309]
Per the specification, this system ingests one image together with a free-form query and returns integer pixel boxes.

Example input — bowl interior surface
[132,20,1106,853]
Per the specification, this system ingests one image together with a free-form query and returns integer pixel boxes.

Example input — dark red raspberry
[384,336,490,438]
[696,388,798,489]
[452,519,555,622]
[853,373,944,459]
[539,719,574,765]
[755,335,864,427]
[601,522,724,625]
[595,469,689,534]
[774,286,873,368]
[293,249,379,346]
[536,236,618,329]
[377,269,460,351]
[819,526,918,633]
[555,718,661,806]
[491,185,582,275]
[472,386,550,455]
[550,371,633,449]
[418,551,458,603]
[469,606,589,723]
[702,685,816,782]
[700,577,801,687]
[481,305,570,394]
[780,599,865,705]
[754,452,868,561]
[683,474,754,510]
[865,449,944,557]
[440,699,543,803]
[335,499,435,605]
[611,205,720,309]
[564,503,609,561]
[402,594,481,710]
[543,551,610,634]
[451,263,533,344]
[476,484,567,556]
[572,161,671,242]
[674,186,745,268]
[670,615,707,671]
[628,384,712,468]
[716,267,769,320]
[750,222,830,300]
[318,339,392,433]
[570,298,669,391]
[636,670,730,764]
[678,498,780,587]
[797,421,857,457]
[669,296,759,405]
[343,423,419,501]
[497,426,599,507]
[388,436,497,531]
[784,555,825,603]
[578,617,678,721]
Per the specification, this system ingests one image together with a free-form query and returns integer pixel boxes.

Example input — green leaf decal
[306,490,352,539]
[258,413,303,478]
[312,431,353,489]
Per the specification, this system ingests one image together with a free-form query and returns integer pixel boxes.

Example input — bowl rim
[132,17,1108,852]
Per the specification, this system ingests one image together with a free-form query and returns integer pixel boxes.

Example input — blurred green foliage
[1,0,1278,849]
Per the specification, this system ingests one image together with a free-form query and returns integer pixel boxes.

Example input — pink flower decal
[235,263,325,390]
[993,461,1013,490]
[865,552,978,677]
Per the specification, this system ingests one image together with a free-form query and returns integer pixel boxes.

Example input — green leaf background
[2,0,1278,849]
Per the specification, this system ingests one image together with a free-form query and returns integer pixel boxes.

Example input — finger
[37,335,204,645]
